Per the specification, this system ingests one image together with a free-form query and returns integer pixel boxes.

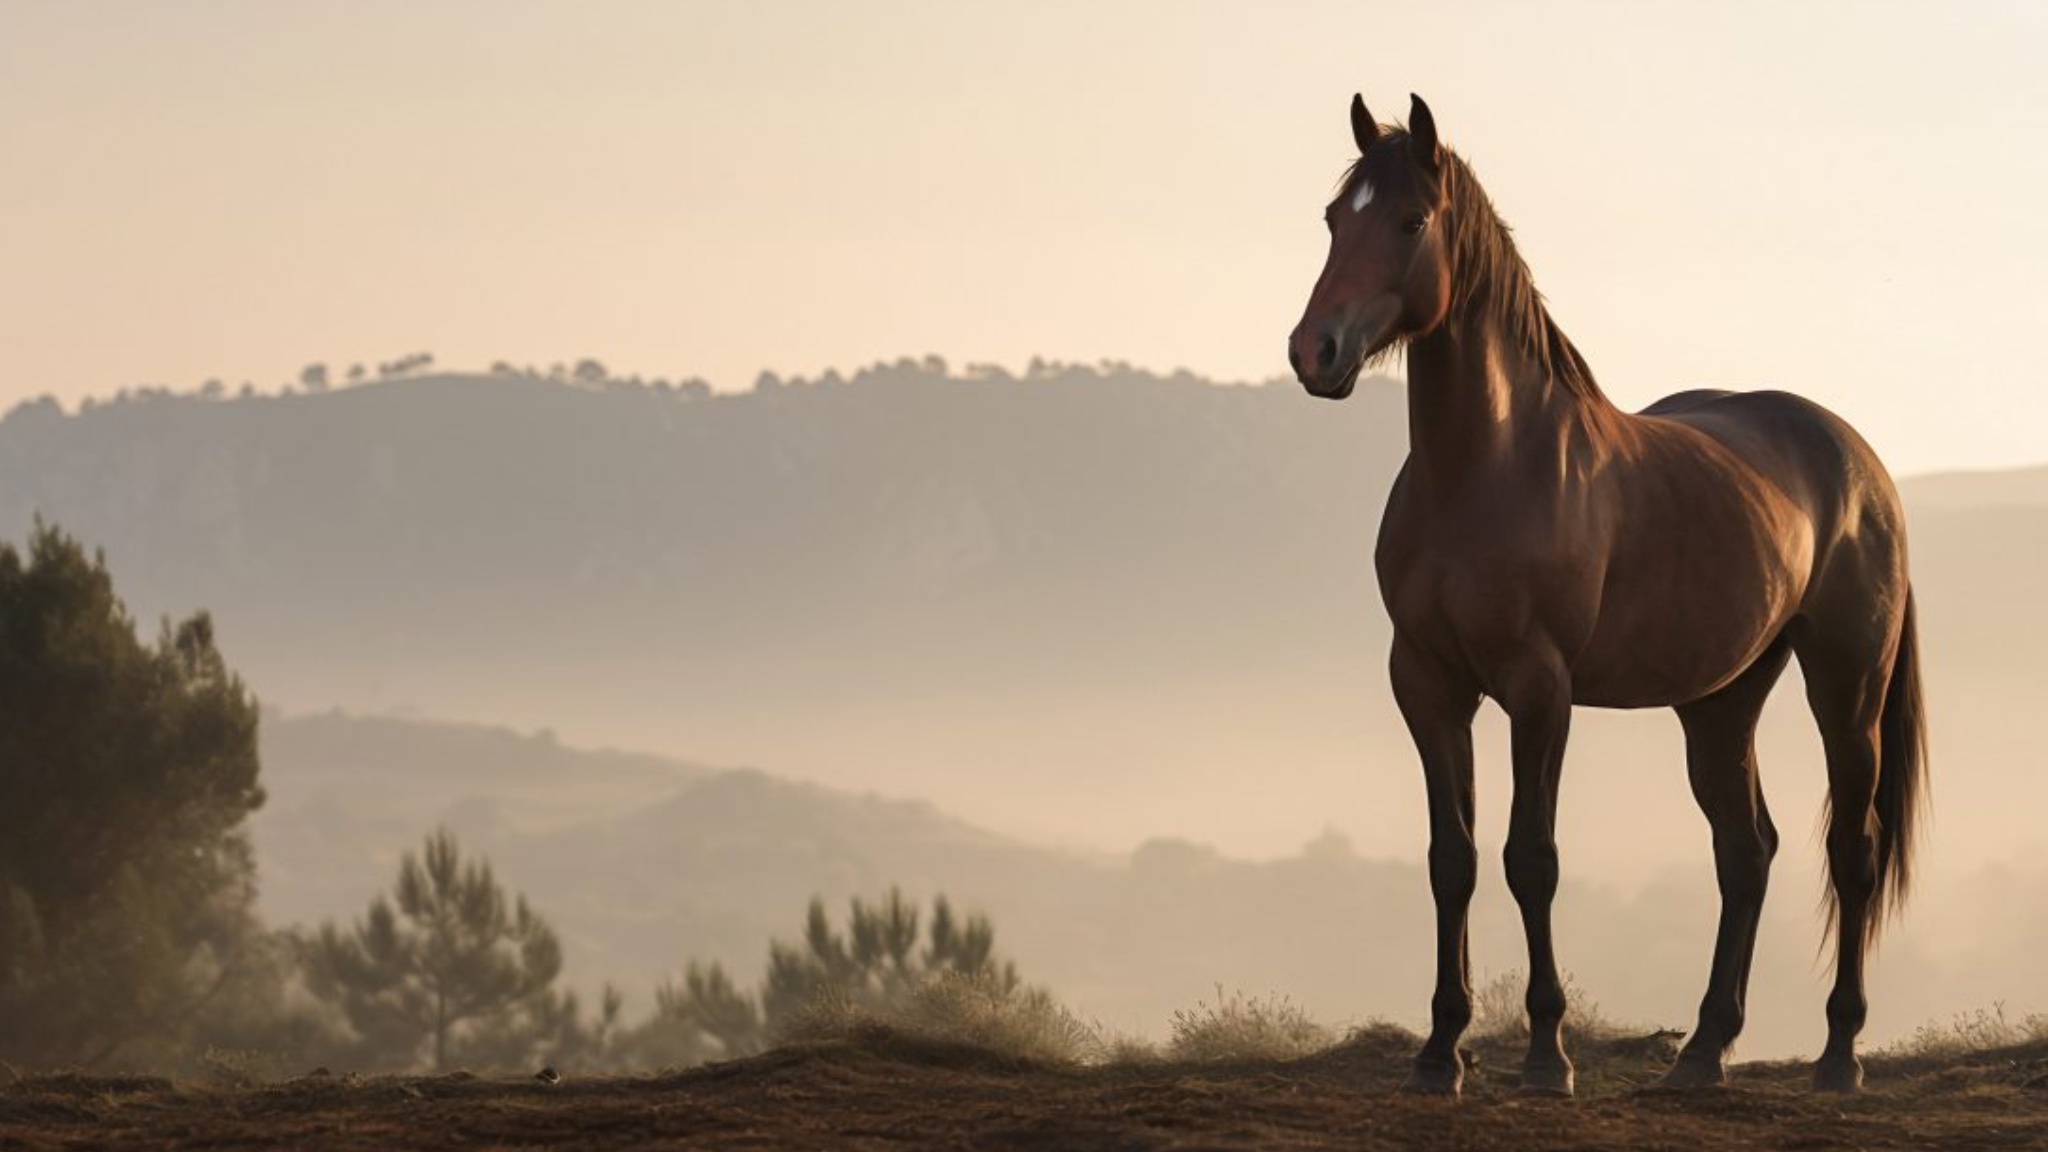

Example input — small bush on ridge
[778,968,1103,1066]
[1881,1003,2048,1061]
[1168,986,1334,1063]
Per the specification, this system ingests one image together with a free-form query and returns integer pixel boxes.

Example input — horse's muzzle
[1290,325,1359,399]
[1302,358,1362,400]
[1291,300,1396,399]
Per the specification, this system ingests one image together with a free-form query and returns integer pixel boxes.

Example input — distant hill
[1898,464,2048,509]
[252,710,703,925]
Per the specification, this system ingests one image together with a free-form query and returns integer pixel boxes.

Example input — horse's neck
[1404,306,1620,492]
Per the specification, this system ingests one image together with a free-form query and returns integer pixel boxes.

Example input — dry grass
[778,978,1350,1068]
[732,973,1655,1072]
[1166,986,1336,1064]
[1098,1031,1165,1065]
[777,971,1105,1066]
[1880,1003,2048,1062]
[1467,968,1633,1047]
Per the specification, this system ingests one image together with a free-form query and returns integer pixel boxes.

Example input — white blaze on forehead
[1350,179,1376,213]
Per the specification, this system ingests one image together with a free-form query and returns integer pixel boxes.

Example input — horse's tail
[1868,587,1929,944]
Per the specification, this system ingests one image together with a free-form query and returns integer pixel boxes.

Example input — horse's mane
[1345,131,1604,401]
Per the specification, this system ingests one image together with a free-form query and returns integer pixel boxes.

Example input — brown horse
[1289,94,1926,1098]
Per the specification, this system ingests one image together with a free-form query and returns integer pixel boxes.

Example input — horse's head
[1290,93,1451,400]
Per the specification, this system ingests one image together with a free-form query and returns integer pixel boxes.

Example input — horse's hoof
[1399,1056,1464,1098]
[1518,1059,1575,1098]
[1812,1056,1864,1094]
[1656,1053,1728,1090]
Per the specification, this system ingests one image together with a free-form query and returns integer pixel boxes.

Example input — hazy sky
[4,1,2045,474]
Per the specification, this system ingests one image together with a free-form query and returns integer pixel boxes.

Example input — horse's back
[1637,388,1897,510]
[1639,388,1741,417]
[1635,387,1909,616]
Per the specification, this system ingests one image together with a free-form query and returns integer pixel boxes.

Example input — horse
[1288,94,1926,1098]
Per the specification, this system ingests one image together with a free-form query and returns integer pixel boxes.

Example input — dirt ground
[6,1028,2048,1152]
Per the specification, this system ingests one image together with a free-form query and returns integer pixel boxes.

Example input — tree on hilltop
[376,352,436,380]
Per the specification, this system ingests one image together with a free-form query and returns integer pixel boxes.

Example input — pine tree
[457,983,622,1072]
[625,961,761,1067]
[0,523,267,1068]
[760,889,1017,1029]
[302,828,564,1070]
[637,889,1018,1062]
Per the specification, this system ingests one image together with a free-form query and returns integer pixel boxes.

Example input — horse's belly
[1570,643,1769,708]
[1568,572,1799,708]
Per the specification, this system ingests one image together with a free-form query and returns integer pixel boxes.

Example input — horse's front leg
[1501,657,1575,1097]
[1390,637,1481,1097]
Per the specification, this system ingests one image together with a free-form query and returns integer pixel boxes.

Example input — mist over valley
[7,362,2043,1057]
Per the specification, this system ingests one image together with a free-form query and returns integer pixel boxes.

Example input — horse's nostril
[1316,334,1339,373]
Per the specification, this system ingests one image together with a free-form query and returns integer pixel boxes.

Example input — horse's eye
[1401,215,1429,237]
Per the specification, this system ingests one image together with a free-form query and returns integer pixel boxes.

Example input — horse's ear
[1408,93,1441,172]
[1350,94,1379,154]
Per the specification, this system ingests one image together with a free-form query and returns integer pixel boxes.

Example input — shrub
[1167,987,1334,1063]
[1882,1003,2048,1061]
[1467,968,1627,1047]
[780,969,1103,1066]
[635,889,1025,1065]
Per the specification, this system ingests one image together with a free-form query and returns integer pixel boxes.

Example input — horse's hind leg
[1796,616,1898,1094]
[1661,637,1793,1088]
